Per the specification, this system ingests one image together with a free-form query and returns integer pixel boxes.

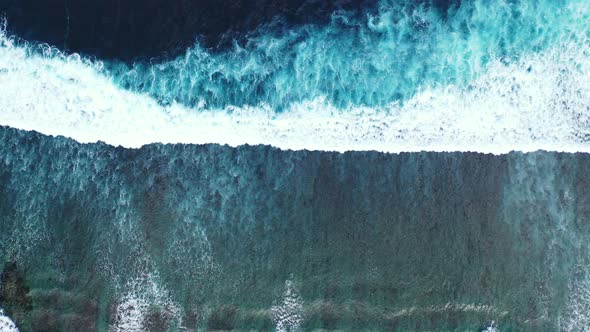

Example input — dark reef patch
[0,261,32,330]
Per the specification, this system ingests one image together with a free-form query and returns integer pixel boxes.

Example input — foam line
[0,22,589,154]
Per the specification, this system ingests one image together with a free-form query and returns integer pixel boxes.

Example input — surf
[0,0,589,153]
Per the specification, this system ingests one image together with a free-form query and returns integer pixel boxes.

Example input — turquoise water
[106,0,590,110]
[4,0,589,112]
[1,1,590,153]
[1,0,590,330]
[1,126,590,330]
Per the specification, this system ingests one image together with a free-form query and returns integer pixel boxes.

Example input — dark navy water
[0,0,468,61]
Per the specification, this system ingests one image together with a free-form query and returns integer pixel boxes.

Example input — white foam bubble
[561,268,590,332]
[109,273,183,332]
[0,22,589,154]
[272,278,304,332]
[0,309,18,332]
[484,321,499,332]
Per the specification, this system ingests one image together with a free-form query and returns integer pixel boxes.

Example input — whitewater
[0,0,589,153]
[4,0,590,330]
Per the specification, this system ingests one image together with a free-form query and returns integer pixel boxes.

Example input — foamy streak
[109,273,183,332]
[112,0,590,111]
[0,27,589,153]
[0,309,18,332]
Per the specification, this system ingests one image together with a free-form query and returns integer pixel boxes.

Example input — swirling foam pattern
[0,0,589,153]
[2,0,590,330]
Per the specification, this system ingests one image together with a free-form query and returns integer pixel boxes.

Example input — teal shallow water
[4,0,590,112]
[1,126,590,330]
[107,0,590,110]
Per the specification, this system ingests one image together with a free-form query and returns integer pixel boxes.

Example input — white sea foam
[109,273,183,332]
[0,22,589,154]
[561,266,590,332]
[0,309,18,332]
[272,278,304,332]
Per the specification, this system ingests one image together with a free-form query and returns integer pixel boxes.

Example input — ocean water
[1,0,589,153]
[0,0,590,330]
[2,127,590,330]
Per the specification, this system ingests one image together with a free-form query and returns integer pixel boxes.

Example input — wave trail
[109,0,590,110]
[0,10,590,154]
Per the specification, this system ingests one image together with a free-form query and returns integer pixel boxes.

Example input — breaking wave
[0,309,18,332]
[0,0,589,153]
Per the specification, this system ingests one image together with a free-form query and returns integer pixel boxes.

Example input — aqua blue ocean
[0,0,590,330]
